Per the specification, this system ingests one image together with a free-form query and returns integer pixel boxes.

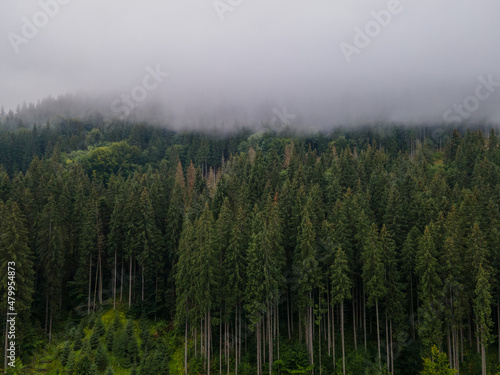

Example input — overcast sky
[1,0,499,128]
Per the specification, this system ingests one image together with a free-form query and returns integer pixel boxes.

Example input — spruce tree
[331,246,352,375]
[416,226,443,353]
[0,201,34,349]
[362,223,386,370]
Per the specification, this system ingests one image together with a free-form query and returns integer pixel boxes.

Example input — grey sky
[1,0,499,128]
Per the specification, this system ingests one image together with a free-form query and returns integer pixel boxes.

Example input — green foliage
[74,354,92,375]
[124,319,140,367]
[0,122,499,374]
[95,343,109,371]
[105,326,115,352]
[60,341,71,367]
[420,346,457,375]
[90,327,100,350]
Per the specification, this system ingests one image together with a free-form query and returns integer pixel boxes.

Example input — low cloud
[0,0,499,129]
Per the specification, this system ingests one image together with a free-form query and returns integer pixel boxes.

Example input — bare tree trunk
[48,311,53,344]
[45,295,49,334]
[376,299,381,371]
[93,253,99,311]
[341,301,345,375]
[113,248,117,310]
[120,255,124,303]
[410,273,415,340]
[332,304,336,371]
[235,305,239,375]
[98,248,103,305]
[385,315,389,375]
[141,266,144,302]
[446,324,453,368]
[185,314,188,375]
[287,292,291,340]
[327,288,331,356]
[390,320,394,375]
[208,310,211,375]
[88,253,92,314]
[268,301,272,375]
[219,314,221,375]
[363,286,367,350]
[481,325,486,375]
[129,256,132,307]
[257,320,261,375]
[352,292,357,350]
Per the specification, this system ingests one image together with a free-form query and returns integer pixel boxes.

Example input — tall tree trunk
[481,325,486,375]
[332,304,336,371]
[113,248,117,310]
[185,314,188,375]
[385,315,389,375]
[341,301,345,375]
[45,294,49,334]
[235,305,239,375]
[120,255,124,303]
[208,310,211,375]
[446,323,453,368]
[257,320,261,375]
[88,253,92,314]
[327,288,331,356]
[219,314,222,375]
[390,320,394,375]
[410,272,415,340]
[129,256,132,307]
[93,253,99,312]
[376,299,381,371]
[352,292,357,350]
[363,286,367,350]
[268,301,272,375]
[48,311,53,344]
[287,292,291,340]
[98,248,103,304]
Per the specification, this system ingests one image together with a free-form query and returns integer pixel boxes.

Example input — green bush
[60,341,71,367]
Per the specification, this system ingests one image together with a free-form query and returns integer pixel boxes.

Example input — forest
[1,112,500,375]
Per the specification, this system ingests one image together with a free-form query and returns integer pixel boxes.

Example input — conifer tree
[0,201,34,351]
[363,223,386,370]
[331,246,352,375]
[416,226,443,353]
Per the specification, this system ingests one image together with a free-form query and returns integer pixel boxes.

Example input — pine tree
[0,201,34,351]
[331,245,352,375]
[296,207,318,370]
[363,223,386,370]
[60,341,71,366]
[95,343,109,371]
[124,319,139,368]
[416,226,443,353]
[420,345,457,375]
[193,203,218,375]
[37,195,65,343]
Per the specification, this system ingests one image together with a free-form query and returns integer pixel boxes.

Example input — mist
[1,0,499,129]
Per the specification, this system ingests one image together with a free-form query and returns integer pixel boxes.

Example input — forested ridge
[1,117,500,375]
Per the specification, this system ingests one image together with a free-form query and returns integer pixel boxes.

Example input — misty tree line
[1,118,500,375]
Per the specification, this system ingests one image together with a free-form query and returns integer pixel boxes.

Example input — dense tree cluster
[1,117,500,374]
